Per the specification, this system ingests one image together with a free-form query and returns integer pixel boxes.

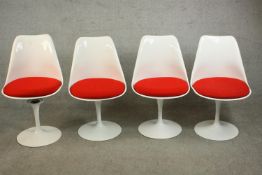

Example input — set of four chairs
[2,34,251,147]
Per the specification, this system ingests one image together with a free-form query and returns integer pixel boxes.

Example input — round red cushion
[134,77,189,97]
[193,77,250,99]
[3,77,62,98]
[70,78,125,99]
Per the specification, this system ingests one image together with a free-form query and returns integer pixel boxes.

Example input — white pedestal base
[78,121,122,141]
[138,119,182,139]
[194,120,239,141]
[17,126,62,147]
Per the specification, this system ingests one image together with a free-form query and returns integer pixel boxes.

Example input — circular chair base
[138,119,182,139]
[78,121,122,141]
[17,126,62,147]
[194,120,239,141]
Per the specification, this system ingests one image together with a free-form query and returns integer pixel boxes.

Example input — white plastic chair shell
[191,35,251,101]
[2,34,63,100]
[69,36,126,101]
[132,35,190,99]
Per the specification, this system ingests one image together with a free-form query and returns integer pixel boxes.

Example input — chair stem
[157,99,164,123]
[28,99,43,132]
[95,101,103,126]
[214,100,221,125]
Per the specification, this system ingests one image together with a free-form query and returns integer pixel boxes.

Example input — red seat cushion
[3,77,62,98]
[70,78,125,99]
[134,77,189,97]
[193,77,250,99]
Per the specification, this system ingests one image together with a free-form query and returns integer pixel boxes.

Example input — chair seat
[70,78,125,99]
[3,77,62,98]
[192,77,250,99]
[134,77,189,97]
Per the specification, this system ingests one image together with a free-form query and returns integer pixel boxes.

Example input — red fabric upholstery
[134,77,189,97]
[193,77,250,99]
[70,78,125,99]
[3,77,62,98]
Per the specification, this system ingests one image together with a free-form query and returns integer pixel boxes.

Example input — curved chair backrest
[3,34,63,94]
[191,35,249,86]
[132,35,189,86]
[69,36,126,90]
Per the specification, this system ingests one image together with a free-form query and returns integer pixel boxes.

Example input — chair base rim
[17,126,61,147]
[194,120,239,141]
[78,121,121,141]
[138,119,182,139]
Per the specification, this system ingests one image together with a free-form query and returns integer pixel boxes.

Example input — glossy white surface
[138,119,182,139]
[194,100,239,141]
[17,99,62,147]
[139,98,182,139]
[194,120,239,141]
[191,35,251,101]
[2,34,63,100]
[132,35,189,99]
[78,121,121,141]
[69,36,126,101]
[17,126,62,147]
[78,101,122,141]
